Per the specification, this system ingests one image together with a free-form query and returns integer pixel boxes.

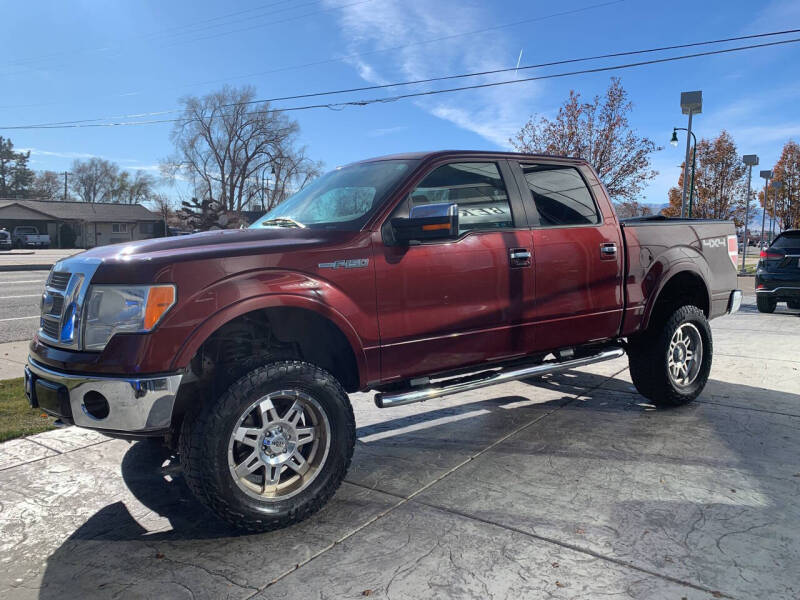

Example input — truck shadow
[35,373,800,598]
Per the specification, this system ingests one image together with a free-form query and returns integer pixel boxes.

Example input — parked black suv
[756,229,800,312]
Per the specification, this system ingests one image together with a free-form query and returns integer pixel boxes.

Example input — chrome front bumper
[727,289,743,314]
[25,359,182,434]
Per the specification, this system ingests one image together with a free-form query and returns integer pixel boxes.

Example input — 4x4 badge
[318,258,369,269]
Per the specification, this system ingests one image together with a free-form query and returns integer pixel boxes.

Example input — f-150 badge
[318,258,369,269]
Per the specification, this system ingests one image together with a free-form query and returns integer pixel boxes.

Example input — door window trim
[381,159,529,245]
[510,161,603,229]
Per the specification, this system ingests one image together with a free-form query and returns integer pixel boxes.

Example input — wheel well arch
[184,306,362,393]
[644,269,710,330]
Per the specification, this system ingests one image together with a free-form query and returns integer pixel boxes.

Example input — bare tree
[114,170,157,204]
[32,170,63,199]
[69,158,119,203]
[162,85,321,216]
[510,78,659,202]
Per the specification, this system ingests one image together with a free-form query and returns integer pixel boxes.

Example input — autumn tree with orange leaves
[758,141,800,231]
[662,130,747,226]
[510,78,658,202]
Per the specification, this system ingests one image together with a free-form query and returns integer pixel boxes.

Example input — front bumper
[25,358,182,435]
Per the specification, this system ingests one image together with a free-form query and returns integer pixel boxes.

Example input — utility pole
[679,91,702,218]
[759,170,772,248]
[741,154,759,273]
[63,171,68,201]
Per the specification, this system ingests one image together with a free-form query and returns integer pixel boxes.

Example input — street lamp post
[670,127,697,216]
[769,180,783,242]
[759,170,772,249]
[741,154,759,273]
[679,91,702,218]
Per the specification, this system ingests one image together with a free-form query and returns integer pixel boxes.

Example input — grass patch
[0,377,56,442]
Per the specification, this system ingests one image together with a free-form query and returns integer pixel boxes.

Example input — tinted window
[771,232,800,249]
[521,164,599,226]
[410,162,513,233]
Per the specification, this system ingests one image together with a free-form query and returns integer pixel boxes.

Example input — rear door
[510,161,624,351]
[373,160,536,382]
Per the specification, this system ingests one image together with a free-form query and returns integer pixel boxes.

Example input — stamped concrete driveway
[1,289,799,599]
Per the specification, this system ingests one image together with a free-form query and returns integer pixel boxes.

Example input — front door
[512,161,624,351]
[374,160,535,382]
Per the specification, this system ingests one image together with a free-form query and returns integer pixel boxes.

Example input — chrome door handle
[509,248,532,267]
[600,243,617,258]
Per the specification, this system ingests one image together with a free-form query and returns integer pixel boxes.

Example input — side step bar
[374,347,625,408]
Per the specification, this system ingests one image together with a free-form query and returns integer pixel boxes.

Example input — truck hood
[71,227,359,266]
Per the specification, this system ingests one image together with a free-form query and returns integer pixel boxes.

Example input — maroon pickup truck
[25,151,741,531]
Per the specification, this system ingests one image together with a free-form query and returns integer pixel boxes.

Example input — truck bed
[620,217,738,336]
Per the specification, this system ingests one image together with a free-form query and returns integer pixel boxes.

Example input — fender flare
[169,293,369,388]
[641,260,711,331]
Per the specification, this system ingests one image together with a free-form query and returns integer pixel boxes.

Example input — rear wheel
[627,305,712,407]
[179,361,355,532]
[787,300,800,310]
[756,295,777,313]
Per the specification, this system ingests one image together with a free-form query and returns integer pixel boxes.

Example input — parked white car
[0,228,11,250]
[12,226,50,248]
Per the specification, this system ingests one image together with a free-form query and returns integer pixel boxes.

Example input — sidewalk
[0,249,81,271]
[0,341,28,380]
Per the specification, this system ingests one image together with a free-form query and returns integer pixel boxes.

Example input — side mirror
[391,202,459,243]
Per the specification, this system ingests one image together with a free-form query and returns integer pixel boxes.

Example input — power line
[0,0,622,110]
[12,28,800,128]
[2,36,799,130]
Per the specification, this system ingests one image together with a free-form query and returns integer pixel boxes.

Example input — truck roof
[354,150,588,165]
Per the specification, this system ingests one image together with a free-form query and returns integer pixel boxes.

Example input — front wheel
[628,305,713,407]
[179,361,355,532]
[757,295,777,313]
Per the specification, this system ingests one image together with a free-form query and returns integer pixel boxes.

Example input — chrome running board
[374,347,625,408]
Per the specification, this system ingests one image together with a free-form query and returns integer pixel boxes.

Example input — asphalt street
[0,270,47,343]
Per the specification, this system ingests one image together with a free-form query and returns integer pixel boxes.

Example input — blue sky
[2,0,799,205]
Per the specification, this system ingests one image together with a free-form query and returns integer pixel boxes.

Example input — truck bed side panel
[620,220,737,336]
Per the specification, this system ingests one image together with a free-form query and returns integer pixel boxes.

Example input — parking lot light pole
[671,127,697,216]
[759,170,772,249]
[741,154,759,273]
[769,180,783,242]
[679,91,702,218]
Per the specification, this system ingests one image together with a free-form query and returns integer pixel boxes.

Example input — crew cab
[24,151,741,531]
[13,226,50,248]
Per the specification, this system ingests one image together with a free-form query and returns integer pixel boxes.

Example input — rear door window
[410,162,514,234]
[519,164,600,227]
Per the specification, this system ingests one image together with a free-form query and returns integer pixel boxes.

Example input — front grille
[41,319,60,339]
[47,294,64,317]
[48,272,71,291]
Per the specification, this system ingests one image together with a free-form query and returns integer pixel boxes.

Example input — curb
[0,264,54,272]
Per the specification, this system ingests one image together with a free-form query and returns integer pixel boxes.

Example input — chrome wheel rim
[227,390,331,501]
[667,323,703,387]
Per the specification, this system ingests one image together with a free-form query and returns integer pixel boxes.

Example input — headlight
[83,284,176,350]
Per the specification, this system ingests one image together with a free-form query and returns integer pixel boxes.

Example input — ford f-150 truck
[25,151,742,531]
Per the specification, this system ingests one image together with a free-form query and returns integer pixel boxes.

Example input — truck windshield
[250,159,417,230]
[16,227,37,234]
